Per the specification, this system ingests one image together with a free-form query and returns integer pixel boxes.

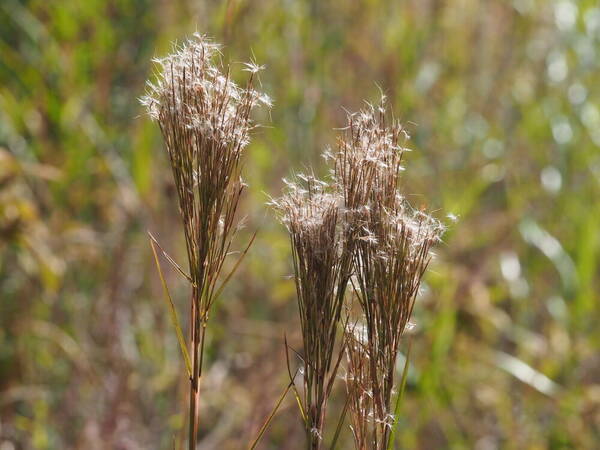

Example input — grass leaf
[284,335,307,425]
[330,392,351,450]
[149,233,193,378]
[248,369,298,450]
[148,231,193,284]
[211,231,257,304]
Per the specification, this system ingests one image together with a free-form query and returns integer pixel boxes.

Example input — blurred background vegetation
[1,0,599,448]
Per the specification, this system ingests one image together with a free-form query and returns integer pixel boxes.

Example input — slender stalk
[188,288,199,450]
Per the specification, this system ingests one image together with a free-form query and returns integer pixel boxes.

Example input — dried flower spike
[142,33,269,450]
[336,100,444,450]
[272,175,350,450]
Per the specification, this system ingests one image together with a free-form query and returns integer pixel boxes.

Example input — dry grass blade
[284,334,308,425]
[149,235,193,377]
[148,231,193,284]
[248,367,299,450]
[211,230,257,304]
[329,390,351,450]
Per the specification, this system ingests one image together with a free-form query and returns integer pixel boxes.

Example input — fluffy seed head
[141,33,270,315]
[333,97,409,213]
[141,33,271,148]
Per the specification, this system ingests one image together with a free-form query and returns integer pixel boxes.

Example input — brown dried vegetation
[273,100,444,449]
[142,34,270,450]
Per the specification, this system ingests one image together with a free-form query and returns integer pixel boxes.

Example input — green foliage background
[1,0,599,448]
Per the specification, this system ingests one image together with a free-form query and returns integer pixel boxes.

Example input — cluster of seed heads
[143,33,443,450]
[273,97,444,450]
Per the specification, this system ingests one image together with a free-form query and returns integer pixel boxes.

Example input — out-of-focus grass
[1,0,599,448]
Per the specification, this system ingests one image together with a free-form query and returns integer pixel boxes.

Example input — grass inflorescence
[273,98,444,449]
[142,33,270,450]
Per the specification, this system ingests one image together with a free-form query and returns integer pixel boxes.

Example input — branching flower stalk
[141,34,270,450]
[335,100,444,450]
[272,176,351,450]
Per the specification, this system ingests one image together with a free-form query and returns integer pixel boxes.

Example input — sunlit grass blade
[494,350,559,396]
[149,233,193,378]
[387,338,412,450]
